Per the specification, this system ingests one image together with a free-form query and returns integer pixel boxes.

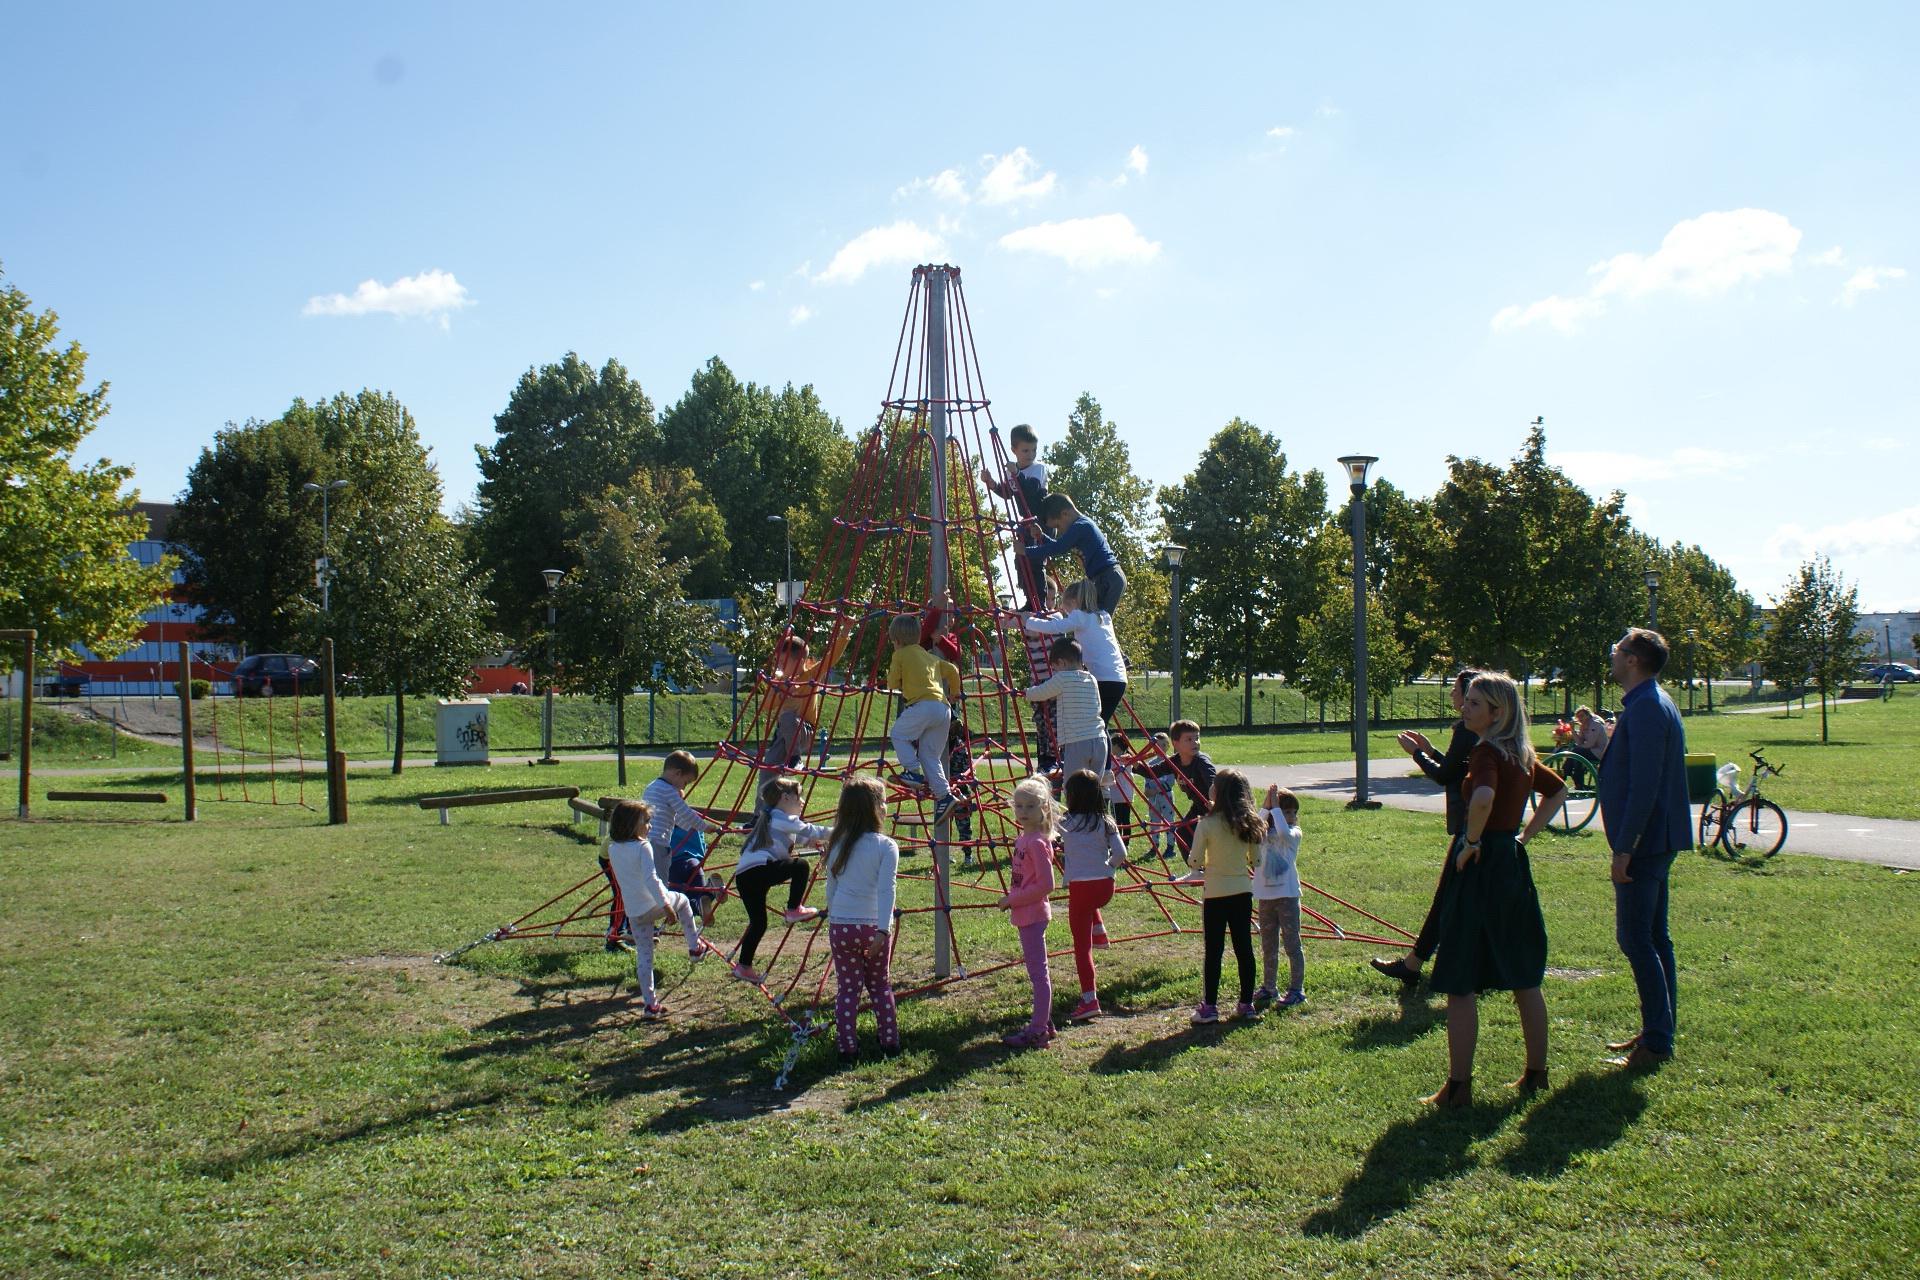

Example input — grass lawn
[3,761,1915,1277]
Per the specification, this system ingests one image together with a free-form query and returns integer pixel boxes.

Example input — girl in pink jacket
[998,776,1059,1048]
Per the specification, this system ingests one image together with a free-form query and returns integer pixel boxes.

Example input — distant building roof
[132,501,176,541]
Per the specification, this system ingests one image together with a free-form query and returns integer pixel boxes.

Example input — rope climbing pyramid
[441,265,1412,1061]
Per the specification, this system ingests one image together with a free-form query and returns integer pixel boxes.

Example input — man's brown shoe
[1607,1045,1671,1071]
[1605,1033,1641,1053]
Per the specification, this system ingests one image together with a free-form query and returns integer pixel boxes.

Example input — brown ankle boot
[1511,1067,1549,1095]
[1422,1078,1471,1108]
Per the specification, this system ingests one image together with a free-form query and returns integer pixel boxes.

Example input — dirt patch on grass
[337,952,526,1030]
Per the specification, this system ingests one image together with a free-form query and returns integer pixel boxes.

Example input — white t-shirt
[823,832,899,928]
[606,837,672,917]
[1256,810,1302,900]
[1023,609,1127,683]
[737,809,829,875]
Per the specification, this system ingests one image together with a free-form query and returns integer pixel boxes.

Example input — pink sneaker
[782,906,821,924]
[638,1002,668,1021]
[1191,1003,1219,1025]
[1068,995,1102,1023]
[731,964,765,984]
[1234,1001,1261,1020]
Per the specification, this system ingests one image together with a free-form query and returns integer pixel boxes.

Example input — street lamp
[1337,455,1380,810]
[767,514,794,626]
[538,568,563,765]
[301,479,350,612]
[1161,543,1186,723]
[1644,569,1661,629]
[1686,628,1699,714]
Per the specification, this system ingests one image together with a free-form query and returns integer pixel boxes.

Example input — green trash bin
[1685,753,1718,803]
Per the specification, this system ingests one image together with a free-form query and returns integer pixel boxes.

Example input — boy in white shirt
[1255,785,1306,1008]
[1025,637,1106,781]
[643,750,726,925]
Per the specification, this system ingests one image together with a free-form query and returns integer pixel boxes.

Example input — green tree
[551,494,720,784]
[470,354,662,646]
[173,393,445,655]
[0,267,174,664]
[1764,556,1871,743]
[1159,420,1336,725]
[656,358,852,593]
[1296,582,1411,715]
[1654,542,1758,710]
[324,507,496,773]
[1362,480,1445,681]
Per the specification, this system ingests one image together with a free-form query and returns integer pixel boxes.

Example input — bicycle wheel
[1698,791,1729,851]
[1723,798,1788,858]
[1535,750,1600,834]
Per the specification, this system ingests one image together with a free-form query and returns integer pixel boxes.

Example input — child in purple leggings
[821,775,901,1061]
[998,776,1058,1048]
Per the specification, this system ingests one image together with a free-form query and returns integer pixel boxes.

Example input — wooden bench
[47,790,169,804]
[417,785,580,825]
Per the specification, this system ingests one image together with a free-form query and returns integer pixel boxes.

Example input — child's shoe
[1234,1001,1261,1020]
[1001,1025,1050,1049]
[1252,985,1279,1004]
[1276,988,1306,1008]
[731,963,765,984]
[782,906,821,924]
[931,796,955,824]
[699,874,727,926]
[1190,1003,1219,1025]
[638,1002,668,1021]
[897,768,926,789]
[1068,994,1102,1022]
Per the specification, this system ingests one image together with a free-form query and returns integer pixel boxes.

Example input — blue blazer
[1598,681,1693,857]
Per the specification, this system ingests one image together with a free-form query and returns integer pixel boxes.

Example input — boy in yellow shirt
[885,612,963,822]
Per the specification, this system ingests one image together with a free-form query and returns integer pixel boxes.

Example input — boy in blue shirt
[1026,493,1125,615]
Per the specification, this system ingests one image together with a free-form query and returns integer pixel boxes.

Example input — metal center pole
[924,266,953,980]
[1351,491,1372,807]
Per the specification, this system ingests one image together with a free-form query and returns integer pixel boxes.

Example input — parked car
[231,653,320,697]
[43,667,89,698]
[1865,663,1920,684]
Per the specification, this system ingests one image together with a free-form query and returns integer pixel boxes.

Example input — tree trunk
[391,687,404,774]
[1819,682,1828,744]
[616,693,627,786]
[1242,662,1253,729]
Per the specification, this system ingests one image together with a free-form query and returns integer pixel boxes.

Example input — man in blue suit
[1597,627,1693,1069]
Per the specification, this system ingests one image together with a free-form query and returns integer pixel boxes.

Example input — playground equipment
[439,267,1411,1081]
[417,785,580,825]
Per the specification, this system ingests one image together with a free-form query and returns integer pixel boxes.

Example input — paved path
[1234,757,1920,872]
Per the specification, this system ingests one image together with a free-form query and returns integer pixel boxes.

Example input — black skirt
[1427,830,1548,995]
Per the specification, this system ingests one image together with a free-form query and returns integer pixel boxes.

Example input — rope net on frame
[440,265,1411,1060]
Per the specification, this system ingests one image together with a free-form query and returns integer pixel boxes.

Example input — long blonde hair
[827,775,887,875]
[1010,775,1056,837]
[1469,671,1535,770]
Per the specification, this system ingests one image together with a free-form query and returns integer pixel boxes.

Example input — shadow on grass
[1498,1070,1646,1179]
[189,1089,507,1180]
[1088,1013,1261,1075]
[1344,984,1444,1051]
[1302,1100,1509,1239]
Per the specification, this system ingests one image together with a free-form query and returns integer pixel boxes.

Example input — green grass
[0,704,175,766]
[1665,692,1920,821]
[2,763,1915,1277]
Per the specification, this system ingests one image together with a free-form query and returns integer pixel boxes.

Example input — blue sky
[6,3,1916,610]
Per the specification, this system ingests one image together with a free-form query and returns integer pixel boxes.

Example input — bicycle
[1698,750,1789,857]
[1529,748,1601,833]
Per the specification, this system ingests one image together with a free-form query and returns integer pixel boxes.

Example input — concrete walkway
[1234,757,1920,873]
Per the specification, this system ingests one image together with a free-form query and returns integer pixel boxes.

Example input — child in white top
[731,776,826,984]
[603,799,705,1020]
[1022,578,1128,723]
[644,750,725,924]
[1025,637,1106,780]
[1103,731,1141,848]
[1255,785,1306,1008]
[822,776,901,1060]
[1059,770,1127,1023]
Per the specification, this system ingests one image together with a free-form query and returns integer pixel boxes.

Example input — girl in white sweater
[603,800,705,1020]
[822,775,901,1061]
[731,776,827,984]
[1022,577,1129,722]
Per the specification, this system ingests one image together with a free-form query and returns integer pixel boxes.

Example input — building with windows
[56,503,231,696]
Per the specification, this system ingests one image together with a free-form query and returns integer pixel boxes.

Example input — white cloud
[788,305,813,326]
[1126,145,1149,177]
[748,280,765,291]
[1267,125,1296,141]
[1840,265,1907,306]
[303,269,472,325]
[1491,294,1606,334]
[978,147,1057,205]
[997,214,1161,271]
[1552,446,1747,489]
[1766,505,1920,562]
[1493,208,1802,332]
[897,168,970,203]
[1810,245,1847,268]
[811,222,947,285]
[1095,287,1121,300]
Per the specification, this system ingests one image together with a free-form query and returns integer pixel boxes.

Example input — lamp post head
[542,568,564,592]
[766,514,786,526]
[328,479,349,493]
[301,481,321,494]
[1160,543,1186,570]
[1337,455,1378,495]
[1644,569,1661,591]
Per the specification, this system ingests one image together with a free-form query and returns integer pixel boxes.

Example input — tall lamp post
[767,514,794,626]
[1686,628,1699,714]
[1644,569,1661,630]
[1337,456,1380,810]
[538,568,563,765]
[301,479,350,612]
[1161,543,1186,723]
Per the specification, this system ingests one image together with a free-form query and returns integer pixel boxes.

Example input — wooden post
[177,641,196,821]
[3,630,34,819]
[322,639,344,824]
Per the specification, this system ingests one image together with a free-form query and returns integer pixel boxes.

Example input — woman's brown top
[1468,743,1564,832]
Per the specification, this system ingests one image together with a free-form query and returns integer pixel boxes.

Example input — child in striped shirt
[643,750,726,925]
[1024,637,1106,781]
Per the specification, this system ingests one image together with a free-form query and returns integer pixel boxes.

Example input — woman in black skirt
[1424,671,1568,1107]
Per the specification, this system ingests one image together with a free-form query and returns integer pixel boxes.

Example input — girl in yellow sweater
[1177,768,1267,1023]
